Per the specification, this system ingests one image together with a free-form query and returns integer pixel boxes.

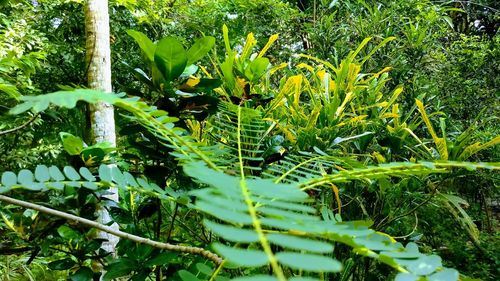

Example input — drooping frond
[263,151,363,184]
[0,165,171,201]
[10,89,225,170]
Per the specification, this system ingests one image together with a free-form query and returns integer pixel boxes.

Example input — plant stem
[0,195,223,265]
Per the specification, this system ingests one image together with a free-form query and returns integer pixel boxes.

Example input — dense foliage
[0,0,498,280]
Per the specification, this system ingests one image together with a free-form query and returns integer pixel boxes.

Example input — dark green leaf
[70,267,94,281]
[48,258,76,270]
[103,258,137,281]
[144,252,177,267]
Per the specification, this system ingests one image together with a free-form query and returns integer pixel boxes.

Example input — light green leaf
[267,234,333,253]
[63,166,81,181]
[126,30,157,62]
[428,268,459,281]
[204,220,258,243]
[213,243,268,267]
[186,36,215,65]
[1,171,17,188]
[276,252,342,272]
[178,270,200,281]
[35,165,50,182]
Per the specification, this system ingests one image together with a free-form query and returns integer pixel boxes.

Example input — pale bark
[84,0,119,255]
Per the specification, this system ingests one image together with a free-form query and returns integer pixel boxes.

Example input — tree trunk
[84,0,119,256]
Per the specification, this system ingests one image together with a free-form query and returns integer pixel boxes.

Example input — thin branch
[0,114,39,136]
[0,195,223,265]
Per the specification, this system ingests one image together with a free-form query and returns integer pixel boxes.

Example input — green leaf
[103,258,137,281]
[59,132,84,156]
[18,169,34,185]
[79,167,96,181]
[232,276,279,281]
[49,166,65,181]
[144,252,177,267]
[154,37,187,82]
[186,36,216,65]
[245,57,270,82]
[127,30,156,62]
[178,270,201,281]
[275,252,342,272]
[1,171,17,188]
[35,165,50,182]
[267,234,333,253]
[428,268,459,281]
[99,165,112,182]
[204,220,258,243]
[70,267,94,281]
[195,263,213,275]
[64,166,81,181]
[403,255,442,276]
[213,243,268,267]
[395,273,419,281]
[48,258,77,270]
[57,225,80,241]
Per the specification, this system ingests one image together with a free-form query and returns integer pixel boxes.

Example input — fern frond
[0,164,171,202]
[299,161,499,189]
[186,161,461,280]
[10,89,224,170]
[209,102,272,174]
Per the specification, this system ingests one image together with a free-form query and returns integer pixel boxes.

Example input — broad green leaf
[35,165,50,182]
[186,36,215,65]
[267,234,333,253]
[213,243,268,267]
[204,220,258,243]
[276,252,342,272]
[59,132,84,156]
[154,37,187,82]
[70,267,94,281]
[126,30,156,62]
[48,258,76,270]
